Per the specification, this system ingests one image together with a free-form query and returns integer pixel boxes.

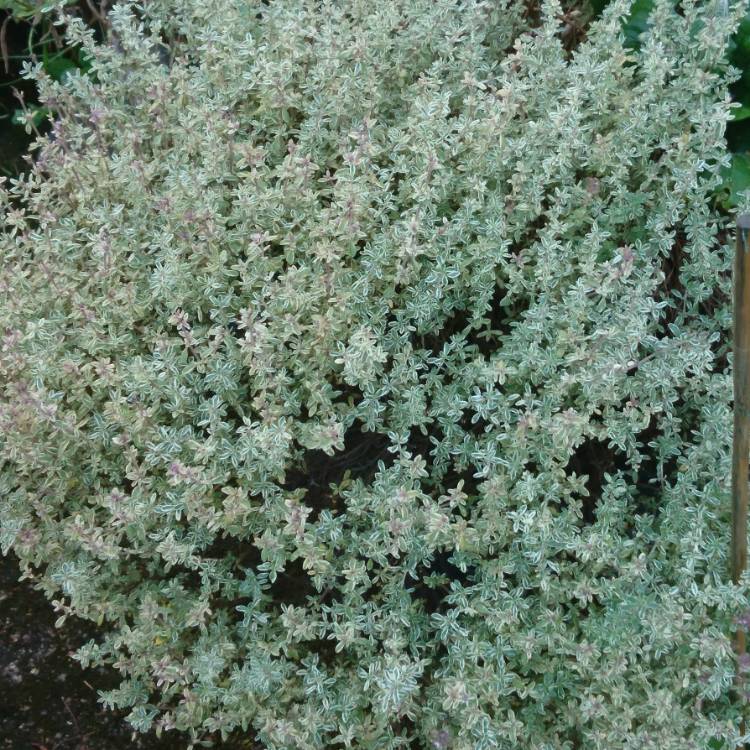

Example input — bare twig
[84,0,107,27]
[0,14,10,74]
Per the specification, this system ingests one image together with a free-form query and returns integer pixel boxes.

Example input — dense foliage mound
[2,0,750,747]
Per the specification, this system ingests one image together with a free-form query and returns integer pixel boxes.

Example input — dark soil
[0,552,255,750]
[0,552,180,749]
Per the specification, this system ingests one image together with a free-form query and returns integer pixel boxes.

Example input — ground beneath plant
[0,552,254,750]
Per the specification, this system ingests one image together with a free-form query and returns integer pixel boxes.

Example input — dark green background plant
[0,1,97,176]
[587,0,750,207]
[4,0,750,196]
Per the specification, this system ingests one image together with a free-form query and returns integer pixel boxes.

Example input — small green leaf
[732,105,750,122]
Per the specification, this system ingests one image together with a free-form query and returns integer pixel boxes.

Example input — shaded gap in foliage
[283,424,392,522]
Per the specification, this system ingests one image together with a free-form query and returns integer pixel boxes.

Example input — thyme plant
[2,0,750,747]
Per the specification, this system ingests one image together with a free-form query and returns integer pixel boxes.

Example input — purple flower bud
[584,176,600,195]
[431,728,451,750]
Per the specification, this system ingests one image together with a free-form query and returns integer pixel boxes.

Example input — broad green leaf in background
[735,12,750,56]
[720,3,750,161]
[0,0,74,20]
[11,104,48,131]
[41,51,78,82]
[732,105,750,121]
[622,0,655,46]
[720,151,750,208]
[588,0,656,44]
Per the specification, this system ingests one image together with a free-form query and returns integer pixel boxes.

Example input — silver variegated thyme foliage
[2,0,750,747]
